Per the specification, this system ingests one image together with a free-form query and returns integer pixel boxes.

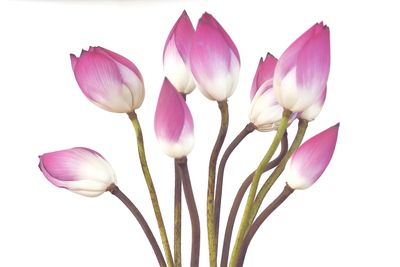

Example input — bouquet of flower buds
[38,11,339,267]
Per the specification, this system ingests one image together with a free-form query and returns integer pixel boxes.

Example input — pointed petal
[296,26,330,95]
[250,53,277,100]
[154,78,194,158]
[287,123,339,189]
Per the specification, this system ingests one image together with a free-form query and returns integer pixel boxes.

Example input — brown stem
[177,157,200,267]
[108,184,167,267]
[236,184,295,267]
[207,100,229,267]
[220,132,288,267]
[174,160,182,267]
[214,123,256,250]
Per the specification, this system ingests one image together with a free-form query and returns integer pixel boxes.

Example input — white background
[1,0,399,266]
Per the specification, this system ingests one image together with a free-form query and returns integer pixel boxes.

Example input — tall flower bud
[274,22,330,113]
[71,46,144,113]
[39,147,116,197]
[163,10,196,94]
[286,123,339,189]
[154,78,194,158]
[190,12,240,101]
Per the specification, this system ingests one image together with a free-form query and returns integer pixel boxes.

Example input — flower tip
[70,54,77,69]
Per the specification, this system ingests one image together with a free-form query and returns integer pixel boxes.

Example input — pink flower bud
[190,12,240,101]
[274,22,330,113]
[286,123,339,190]
[249,54,297,132]
[299,87,327,121]
[248,54,281,131]
[154,78,194,158]
[39,147,117,197]
[71,46,144,113]
[163,10,196,94]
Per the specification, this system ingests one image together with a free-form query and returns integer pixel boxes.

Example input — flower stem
[229,110,291,267]
[249,119,308,223]
[207,100,229,267]
[220,132,288,267]
[128,111,174,267]
[177,157,201,267]
[108,184,167,267]
[214,123,256,250]
[236,184,295,267]
[174,160,182,267]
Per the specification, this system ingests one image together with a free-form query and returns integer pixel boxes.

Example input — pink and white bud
[299,87,327,121]
[163,10,196,94]
[71,46,144,113]
[154,78,194,158]
[249,54,297,132]
[39,147,117,197]
[274,22,330,113]
[190,12,240,101]
[286,123,339,190]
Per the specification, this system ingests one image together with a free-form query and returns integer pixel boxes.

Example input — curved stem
[236,184,295,267]
[220,132,288,267]
[177,157,200,267]
[207,100,229,267]
[128,111,174,267]
[229,110,291,267]
[108,184,167,267]
[174,160,182,267]
[249,119,308,223]
[214,123,256,249]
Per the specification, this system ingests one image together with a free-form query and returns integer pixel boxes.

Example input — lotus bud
[39,147,117,197]
[190,12,240,101]
[71,46,144,113]
[249,54,296,132]
[154,78,194,158]
[163,10,196,94]
[286,123,339,190]
[274,22,330,113]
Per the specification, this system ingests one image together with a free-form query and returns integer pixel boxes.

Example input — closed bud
[71,46,144,113]
[190,12,240,101]
[154,78,194,158]
[39,147,117,197]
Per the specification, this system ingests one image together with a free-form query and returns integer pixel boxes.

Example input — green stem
[207,100,229,267]
[237,184,295,267]
[174,160,182,267]
[249,119,308,223]
[214,123,256,251]
[128,111,174,267]
[177,157,200,267]
[108,184,167,267]
[229,110,291,267]
[220,132,288,267]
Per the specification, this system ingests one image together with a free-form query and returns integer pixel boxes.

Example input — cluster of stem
[107,106,308,267]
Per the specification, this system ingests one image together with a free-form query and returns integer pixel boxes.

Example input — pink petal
[287,123,339,189]
[275,22,324,80]
[70,54,78,70]
[250,53,277,100]
[296,26,330,94]
[91,46,143,82]
[163,10,195,64]
[154,78,193,142]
